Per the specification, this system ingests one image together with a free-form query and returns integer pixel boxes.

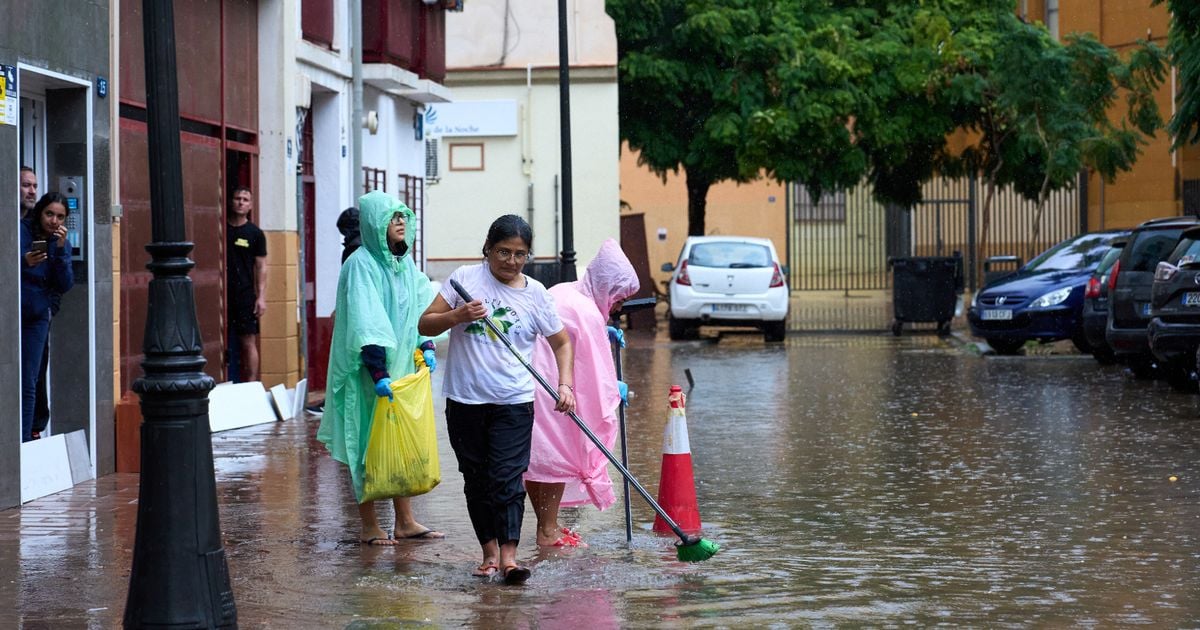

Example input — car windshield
[688,242,772,268]
[1024,234,1116,272]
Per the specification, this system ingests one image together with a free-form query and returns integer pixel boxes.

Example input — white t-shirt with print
[440,264,564,405]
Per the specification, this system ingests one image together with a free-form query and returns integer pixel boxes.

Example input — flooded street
[9,331,1200,627]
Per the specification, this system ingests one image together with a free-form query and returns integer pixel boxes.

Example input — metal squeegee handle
[447,279,692,542]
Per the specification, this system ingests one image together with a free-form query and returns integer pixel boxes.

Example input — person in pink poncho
[525,239,640,547]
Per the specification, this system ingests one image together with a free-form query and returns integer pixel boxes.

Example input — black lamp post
[123,1,237,627]
[557,0,577,282]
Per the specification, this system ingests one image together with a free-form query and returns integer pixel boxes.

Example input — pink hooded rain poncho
[524,239,640,509]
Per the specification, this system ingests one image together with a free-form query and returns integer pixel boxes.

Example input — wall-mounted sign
[423,100,517,138]
[0,65,16,126]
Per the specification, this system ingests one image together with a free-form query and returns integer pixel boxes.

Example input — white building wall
[257,0,298,232]
[426,0,620,280]
[292,5,449,317]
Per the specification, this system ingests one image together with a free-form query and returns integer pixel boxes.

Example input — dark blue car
[968,230,1128,355]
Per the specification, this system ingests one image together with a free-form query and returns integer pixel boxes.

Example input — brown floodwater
[7,331,1200,627]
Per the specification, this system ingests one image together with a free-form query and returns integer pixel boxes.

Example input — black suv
[1082,237,1127,364]
[1147,225,1200,391]
[1107,216,1200,378]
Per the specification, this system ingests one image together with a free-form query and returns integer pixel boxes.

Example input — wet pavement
[5,329,1200,627]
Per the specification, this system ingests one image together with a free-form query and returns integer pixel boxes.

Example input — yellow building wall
[1061,0,1177,229]
[261,230,301,389]
[618,143,787,291]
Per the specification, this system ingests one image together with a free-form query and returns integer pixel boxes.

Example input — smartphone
[30,240,48,254]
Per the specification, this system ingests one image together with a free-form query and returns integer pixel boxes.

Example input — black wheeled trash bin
[889,255,962,336]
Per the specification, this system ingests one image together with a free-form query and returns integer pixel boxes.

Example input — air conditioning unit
[425,138,440,183]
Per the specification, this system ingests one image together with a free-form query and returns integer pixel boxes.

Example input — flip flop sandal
[399,528,445,540]
[472,561,499,577]
[501,564,531,585]
[560,528,588,548]
[359,536,395,546]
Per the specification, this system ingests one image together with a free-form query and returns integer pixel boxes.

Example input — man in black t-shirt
[226,186,268,382]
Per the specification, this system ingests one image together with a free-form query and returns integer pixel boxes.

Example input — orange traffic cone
[653,385,703,534]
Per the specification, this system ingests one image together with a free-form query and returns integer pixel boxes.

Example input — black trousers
[445,399,535,546]
[33,335,50,434]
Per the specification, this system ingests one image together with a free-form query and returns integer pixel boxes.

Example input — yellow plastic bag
[361,358,440,502]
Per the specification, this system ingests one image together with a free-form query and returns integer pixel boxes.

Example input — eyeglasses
[492,248,530,263]
[390,213,407,225]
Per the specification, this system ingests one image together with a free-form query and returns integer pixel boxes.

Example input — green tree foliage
[931,9,1164,257]
[608,0,1164,239]
[1153,0,1200,147]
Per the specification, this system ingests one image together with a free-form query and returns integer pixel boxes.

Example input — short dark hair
[232,186,252,197]
[482,214,532,257]
[20,165,35,175]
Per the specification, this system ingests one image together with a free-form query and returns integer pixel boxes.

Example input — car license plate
[1139,302,1152,316]
[711,304,748,313]
[1184,293,1200,306]
[981,309,1012,321]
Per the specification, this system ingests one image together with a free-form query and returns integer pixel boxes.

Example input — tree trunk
[1031,171,1052,260]
[685,172,712,236]
[979,158,1003,261]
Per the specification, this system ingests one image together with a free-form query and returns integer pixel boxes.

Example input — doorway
[16,65,97,502]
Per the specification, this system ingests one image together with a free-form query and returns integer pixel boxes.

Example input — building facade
[425,0,620,280]
[0,1,116,508]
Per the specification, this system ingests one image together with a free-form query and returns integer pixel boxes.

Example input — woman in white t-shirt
[419,214,576,585]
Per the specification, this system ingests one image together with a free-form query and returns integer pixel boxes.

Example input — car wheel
[1126,356,1158,380]
[1165,365,1199,393]
[764,320,786,343]
[1091,346,1118,365]
[1070,329,1092,354]
[987,338,1025,355]
[668,315,698,341]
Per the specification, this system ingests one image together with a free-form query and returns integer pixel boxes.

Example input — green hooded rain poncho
[316,190,435,502]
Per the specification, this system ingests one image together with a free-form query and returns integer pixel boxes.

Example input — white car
[662,236,790,342]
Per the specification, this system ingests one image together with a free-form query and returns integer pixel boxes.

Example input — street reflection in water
[7,332,1200,626]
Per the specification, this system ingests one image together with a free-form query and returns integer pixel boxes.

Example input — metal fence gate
[788,174,1085,294]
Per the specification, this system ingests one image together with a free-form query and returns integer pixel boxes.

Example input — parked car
[968,230,1127,355]
[1107,216,1200,378]
[662,236,789,342]
[1147,225,1200,391]
[1081,236,1129,364]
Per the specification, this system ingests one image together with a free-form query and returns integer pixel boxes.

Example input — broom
[450,280,719,562]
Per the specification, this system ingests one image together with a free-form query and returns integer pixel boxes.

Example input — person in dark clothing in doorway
[226,186,268,382]
[21,166,60,440]
[20,192,74,443]
[337,206,362,263]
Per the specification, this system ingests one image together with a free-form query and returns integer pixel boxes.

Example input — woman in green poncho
[317,190,444,545]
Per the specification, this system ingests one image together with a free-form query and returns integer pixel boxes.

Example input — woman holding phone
[19,192,74,442]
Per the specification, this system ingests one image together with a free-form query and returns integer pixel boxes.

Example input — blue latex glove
[422,349,437,373]
[374,377,393,401]
[616,380,629,407]
[607,326,625,348]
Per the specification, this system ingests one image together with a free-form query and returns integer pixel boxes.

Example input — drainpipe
[524,64,534,229]
[351,0,363,196]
